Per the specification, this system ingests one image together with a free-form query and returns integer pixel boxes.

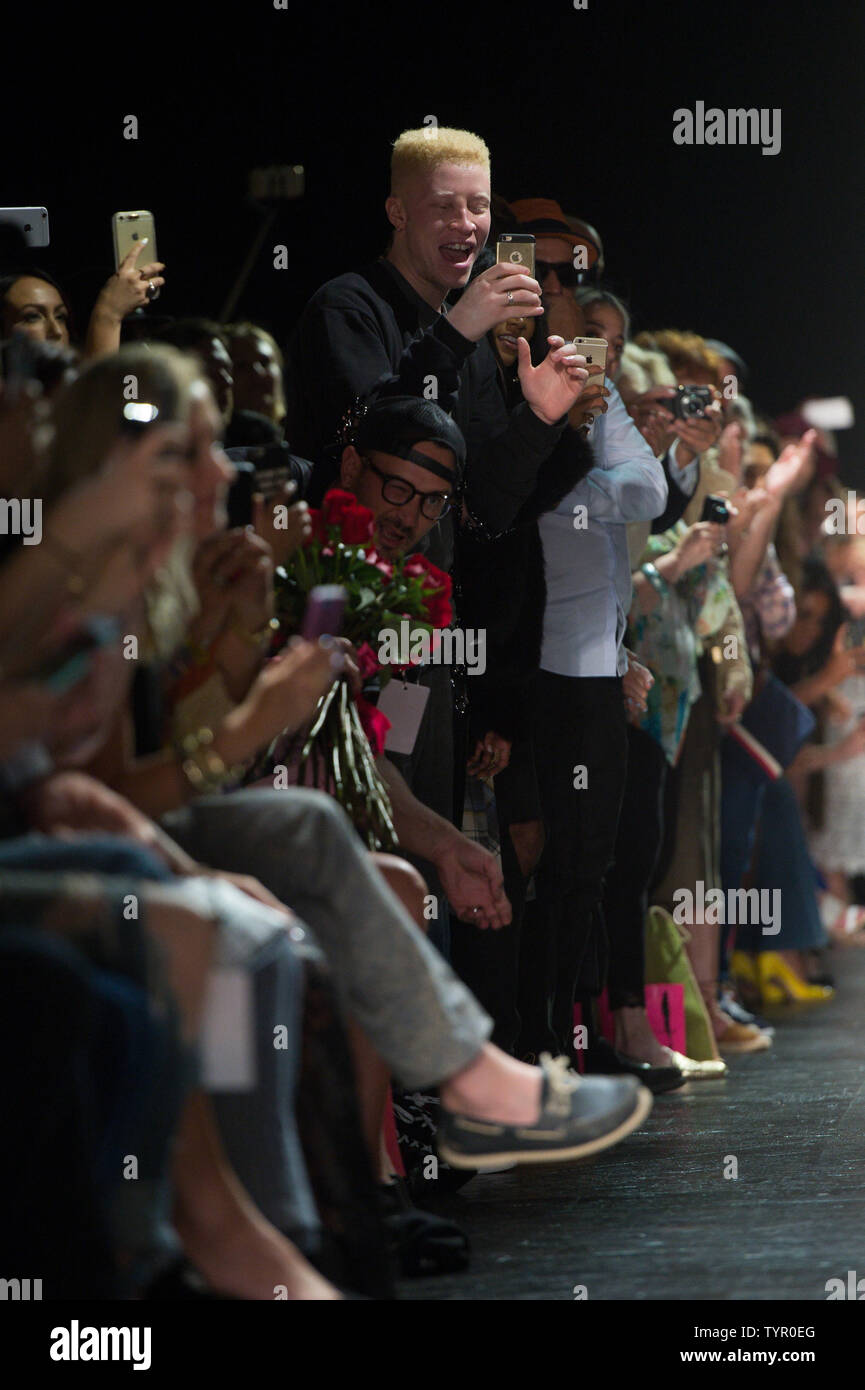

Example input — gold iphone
[112,210,157,270]
[496,233,535,278]
[572,336,608,383]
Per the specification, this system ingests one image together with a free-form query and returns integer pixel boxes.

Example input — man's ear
[385,194,406,232]
[340,444,363,491]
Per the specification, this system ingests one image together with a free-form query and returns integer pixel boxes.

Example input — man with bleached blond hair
[287,125,590,535]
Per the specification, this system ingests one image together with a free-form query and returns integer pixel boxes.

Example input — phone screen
[301,585,346,641]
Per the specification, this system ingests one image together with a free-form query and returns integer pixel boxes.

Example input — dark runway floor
[399,947,865,1301]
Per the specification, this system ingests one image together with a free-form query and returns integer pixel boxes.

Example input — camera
[226,451,296,529]
[668,384,714,420]
[700,494,731,525]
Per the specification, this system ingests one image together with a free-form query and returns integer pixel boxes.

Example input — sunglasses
[535,259,582,288]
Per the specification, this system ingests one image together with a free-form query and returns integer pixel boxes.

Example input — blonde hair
[390,127,490,195]
[45,345,208,662]
[634,329,723,385]
[618,342,676,398]
[45,344,203,509]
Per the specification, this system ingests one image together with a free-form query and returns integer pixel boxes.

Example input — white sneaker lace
[539,1052,579,1118]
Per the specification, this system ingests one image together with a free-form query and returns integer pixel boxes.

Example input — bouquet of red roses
[257,489,452,850]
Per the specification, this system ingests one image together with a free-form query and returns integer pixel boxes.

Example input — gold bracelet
[177,726,245,796]
[228,617,279,649]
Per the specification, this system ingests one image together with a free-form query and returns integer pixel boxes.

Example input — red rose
[322,489,375,543]
[403,554,452,597]
[305,508,328,545]
[426,593,453,629]
[355,641,381,680]
[340,506,377,545]
[356,693,391,758]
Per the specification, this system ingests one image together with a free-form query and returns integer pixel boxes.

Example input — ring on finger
[506,290,514,306]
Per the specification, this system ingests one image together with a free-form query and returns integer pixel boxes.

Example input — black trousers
[519,671,628,1053]
[603,724,668,1010]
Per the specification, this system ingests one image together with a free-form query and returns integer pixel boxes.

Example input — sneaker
[719,989,775,1037]
[716,1017,772,1054]
[436,1054,653,1169]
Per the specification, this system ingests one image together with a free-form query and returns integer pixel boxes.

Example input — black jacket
[285,259,568,536]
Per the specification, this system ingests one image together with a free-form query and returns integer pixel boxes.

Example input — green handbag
[645,906,718,1062]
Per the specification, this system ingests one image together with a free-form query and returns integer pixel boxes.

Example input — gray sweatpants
[162,788,492,1090]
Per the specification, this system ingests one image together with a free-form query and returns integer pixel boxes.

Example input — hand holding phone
[571,336,608,384]
[111,211,162,303]
[448,242,542,343]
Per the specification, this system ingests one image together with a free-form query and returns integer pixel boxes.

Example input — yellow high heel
[757,952,834,1005]
[730,951,758,987]
[729,950,761,1008]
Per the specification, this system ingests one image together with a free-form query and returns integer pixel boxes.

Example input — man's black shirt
[285,258,568,536]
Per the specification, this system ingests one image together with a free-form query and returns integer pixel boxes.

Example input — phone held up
[571,336,608,383]
[112,210,159,300]
[301,585,346,642]
[496,233,535,280]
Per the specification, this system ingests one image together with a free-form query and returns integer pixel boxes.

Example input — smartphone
[0,207,49,249]
[254,465,294,501]
[301,585,346,641]
[226,464,293,529]
[112,210,157,271]
[496,233,535,279]
[31,616,120,695]
[226,465,258,529]
[571,337,608,383]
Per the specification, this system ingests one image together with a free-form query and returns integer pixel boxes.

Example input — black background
[4,0,864,474]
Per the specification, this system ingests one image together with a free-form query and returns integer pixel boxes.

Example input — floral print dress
[630,521,737,765]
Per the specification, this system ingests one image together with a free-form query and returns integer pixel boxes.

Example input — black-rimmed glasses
[363,458,453,521]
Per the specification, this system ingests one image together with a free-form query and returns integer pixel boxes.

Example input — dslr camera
[667,384,714,420]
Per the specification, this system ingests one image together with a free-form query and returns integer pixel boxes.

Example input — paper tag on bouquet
[378,680,430,754]
[200,967,256,1091]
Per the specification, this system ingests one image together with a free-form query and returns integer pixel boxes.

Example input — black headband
[385,444,458,487]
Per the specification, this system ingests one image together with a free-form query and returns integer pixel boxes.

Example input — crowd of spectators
[1,125,861,1298]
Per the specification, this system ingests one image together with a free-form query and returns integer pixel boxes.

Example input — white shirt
[539,382,669,678]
